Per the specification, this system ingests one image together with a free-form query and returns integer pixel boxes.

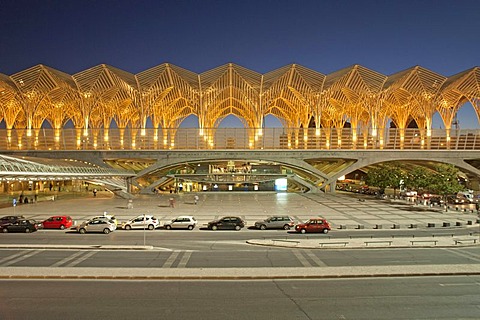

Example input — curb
[0,245,154,250]
[1,265,480,280]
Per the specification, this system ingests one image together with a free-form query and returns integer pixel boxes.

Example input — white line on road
[64,251,98,267]
[162,250,180,268]
[303,250,328,267]
[177,250,193,268]
[50,251,86,267]
[0,250,33,265]
[442,248,480,263]
[1,250,44,267]
[292,250,312,267]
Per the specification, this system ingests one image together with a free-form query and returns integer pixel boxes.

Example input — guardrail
[0,128,479,151]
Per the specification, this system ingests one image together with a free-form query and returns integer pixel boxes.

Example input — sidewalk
[1,264,480,280]
[247,235,480,249]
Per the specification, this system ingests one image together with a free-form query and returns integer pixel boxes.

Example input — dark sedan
[0,215,26,227]
[1,219,39,233]
[207,216,245,231]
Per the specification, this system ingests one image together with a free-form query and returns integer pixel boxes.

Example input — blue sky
[1,0,479,128]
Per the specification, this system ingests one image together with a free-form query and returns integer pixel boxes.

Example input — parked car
[295,218,331,234]
[91,214,118,228]
[76,219,116,234]
[1,219,39,233]
[42,215,73,230]
[164,216,197,230]
[122,215,159,230]
[0,215,25,227]
[429,197,444,205]
[254,216,295,230]
[207,216,245,231]
[403,190,417,197]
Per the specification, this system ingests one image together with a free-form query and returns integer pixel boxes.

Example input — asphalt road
[1,276,479,320]
[0,226,477,247]
[1,237,479,269]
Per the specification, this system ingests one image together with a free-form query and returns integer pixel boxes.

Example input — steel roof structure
[0,63,479,149]
[0,154,134,181]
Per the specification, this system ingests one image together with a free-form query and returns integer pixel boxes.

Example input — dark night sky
[0,0,479,127]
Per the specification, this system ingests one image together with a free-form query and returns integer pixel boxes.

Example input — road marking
[177,250,193,268]
[442,248,480,263]
[0,251,33,265]
[50,251,86,267]
[64,251,98,267]
[292,250,312,267]
[303,250,328,267]
[1,250,44,267]
[439,283,479,287]
[162,250,180,268]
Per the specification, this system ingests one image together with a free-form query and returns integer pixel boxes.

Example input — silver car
[76,219,116,234]
[254,216,295,230]
[164,216,197,230]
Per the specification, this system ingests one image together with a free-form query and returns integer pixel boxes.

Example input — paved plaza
[2,191,479,230]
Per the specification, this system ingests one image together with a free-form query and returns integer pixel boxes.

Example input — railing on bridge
[0,127,478,151]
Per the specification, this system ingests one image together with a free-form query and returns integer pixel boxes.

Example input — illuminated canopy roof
[0,63,479,135]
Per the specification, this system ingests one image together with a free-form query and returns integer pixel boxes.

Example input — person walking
[93,188,97,197]
[194,194,199,205]
[169,197,175,208]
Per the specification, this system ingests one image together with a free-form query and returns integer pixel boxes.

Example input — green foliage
[403,166,432,191]
[366,163,405,194]
[428,164,464,197]
[366,163,464,200]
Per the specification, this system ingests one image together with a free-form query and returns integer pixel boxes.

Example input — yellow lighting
[254,135,258,141]
[315,128,320,136]
[258,129,263,136]
[26,129,32,137]
[141,129,146,136]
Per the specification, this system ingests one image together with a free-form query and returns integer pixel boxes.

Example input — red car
[42,215,73,230]
[295,218,331,234]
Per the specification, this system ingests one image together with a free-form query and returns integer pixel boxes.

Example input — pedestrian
[194,194,199,205]
[93,188,97,197]
[169,197,175,208]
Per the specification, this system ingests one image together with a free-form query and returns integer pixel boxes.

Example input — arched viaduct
[3,150,480,196]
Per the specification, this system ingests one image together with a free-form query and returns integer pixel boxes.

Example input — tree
[428,164,464,210]
[403,166,432,192]
[366,163,405,197]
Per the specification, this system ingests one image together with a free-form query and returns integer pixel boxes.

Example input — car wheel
[25,228,31,233]
[60,225,65,230]
[300,229,307,234]
[125,225,132,230]
[283,225,290,230]
[235,225,241,231]
[2,228,8,233]
[322,229,329,234]
[260,224,267,230]
[148,224,154,230]
[79,228,86,234]
[165,225,171,230]
[103,228,110,234]
[211,225,218,231]
[187,225,194,230]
